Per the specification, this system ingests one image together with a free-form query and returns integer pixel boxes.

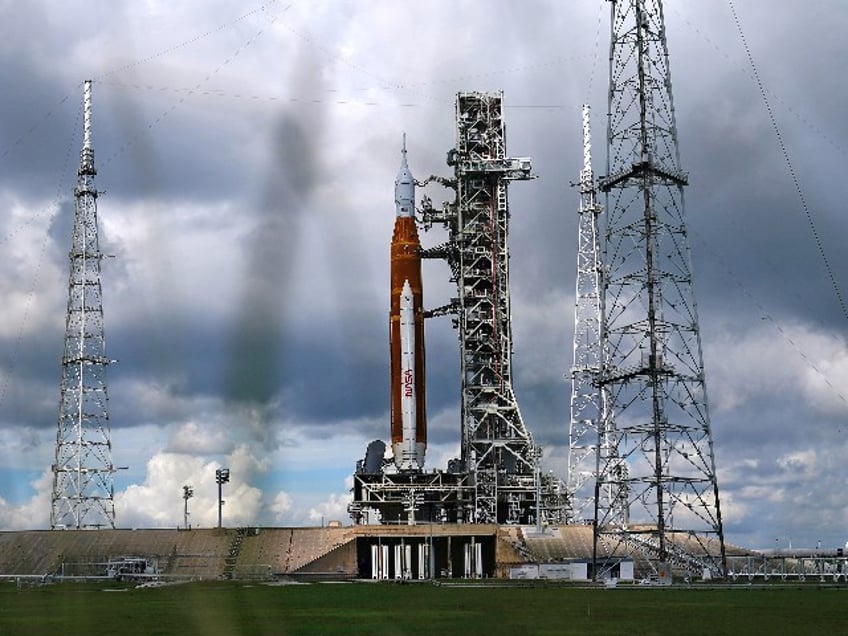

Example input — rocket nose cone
[394,136,415,217]
[396,164,413,186]
[400,278,414,303]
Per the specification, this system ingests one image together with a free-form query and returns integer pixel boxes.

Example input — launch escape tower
[50,81,117,529]
[350,92,567,526]
[590,0,725,576]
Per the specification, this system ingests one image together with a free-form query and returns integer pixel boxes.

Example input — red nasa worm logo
[403,369,414,398]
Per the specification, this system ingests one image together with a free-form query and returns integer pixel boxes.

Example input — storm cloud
[0,1,846,548]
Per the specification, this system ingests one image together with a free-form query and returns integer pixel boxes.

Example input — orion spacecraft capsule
[390,137,426,470]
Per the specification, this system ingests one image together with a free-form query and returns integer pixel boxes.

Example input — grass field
[1,580,846,635]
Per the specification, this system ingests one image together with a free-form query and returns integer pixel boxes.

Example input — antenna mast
[50,80,117,529]
[594,0,726,577]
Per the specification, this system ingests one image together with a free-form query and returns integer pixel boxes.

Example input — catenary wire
[727,0,848,323]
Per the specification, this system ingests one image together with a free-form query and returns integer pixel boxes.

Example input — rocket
[390,136,426,470]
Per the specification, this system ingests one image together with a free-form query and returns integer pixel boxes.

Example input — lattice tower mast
[568,105,621,524]
[421,92,538,524]
[50,80,117,529]
[594,0,725,575]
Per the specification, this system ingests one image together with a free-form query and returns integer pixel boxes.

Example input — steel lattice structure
[351,93,567,527]
[422,92,552,524]
[593,0,726,576]
[50,81,117,529]
[568,105,623,525]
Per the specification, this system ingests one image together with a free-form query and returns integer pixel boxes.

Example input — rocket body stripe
[390,139,426,470]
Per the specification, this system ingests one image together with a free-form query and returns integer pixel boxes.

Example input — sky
[0,0,846,551]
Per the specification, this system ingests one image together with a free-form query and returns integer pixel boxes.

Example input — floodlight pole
[182,485,194,530]
[216,468,230,529]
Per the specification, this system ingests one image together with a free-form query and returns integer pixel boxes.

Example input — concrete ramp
[0,529,234,579]
[233,527,356,578]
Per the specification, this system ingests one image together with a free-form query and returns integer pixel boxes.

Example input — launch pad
[1,525,742,582]
[348,0,729,580]
[350,92,567,527]
[350,466,567,527]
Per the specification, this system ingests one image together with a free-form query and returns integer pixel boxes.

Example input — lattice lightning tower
[422,92,547,524]
[593,0,725,576]
[50,80,117,529]
[568,105,619,524]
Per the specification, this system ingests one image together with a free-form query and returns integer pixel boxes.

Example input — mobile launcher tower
[350,92,567,526]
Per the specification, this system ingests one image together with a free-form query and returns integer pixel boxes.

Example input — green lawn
[1,580,846,635]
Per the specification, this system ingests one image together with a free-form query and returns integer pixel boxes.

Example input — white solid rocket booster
[397,279,421,468]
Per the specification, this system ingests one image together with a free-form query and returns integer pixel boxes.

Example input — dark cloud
[1,1,847,545]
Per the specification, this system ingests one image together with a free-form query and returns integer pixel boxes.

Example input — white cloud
[115,445,266,528]
[0,468,53,530]
[307,492,351,526]
[168,420,232,455]
[116,452,215,528]
[102,199,252,327]
[0,191,65,339]
[269,490,293,524]
[1,1,847,554]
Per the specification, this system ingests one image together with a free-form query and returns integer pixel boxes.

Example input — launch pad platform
[0,524,741,582]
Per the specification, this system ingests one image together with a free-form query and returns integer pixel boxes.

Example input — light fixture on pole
[215,468,230,529]
[182,485,194,530]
